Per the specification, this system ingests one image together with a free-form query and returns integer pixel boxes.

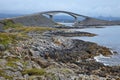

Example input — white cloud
[0,0,120,17]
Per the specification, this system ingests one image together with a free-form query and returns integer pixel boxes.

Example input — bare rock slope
[0,14,56,31]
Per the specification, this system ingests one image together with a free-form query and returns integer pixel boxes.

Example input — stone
[24,74,29,80]
[0,23,4,32]
[0,44,5,51]
[0,59,7,68]
[29,49,40,58]
[0,77,6,80]
[31,57,50,68]
[15,62,23,68]
[31,61,41,69]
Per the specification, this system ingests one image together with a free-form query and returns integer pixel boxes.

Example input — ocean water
[57,22,74,27]
[71,26,120,66]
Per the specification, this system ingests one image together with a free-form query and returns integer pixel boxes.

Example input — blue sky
[0,0,120,17]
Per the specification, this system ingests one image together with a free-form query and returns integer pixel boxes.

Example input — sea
[69,25,120,66]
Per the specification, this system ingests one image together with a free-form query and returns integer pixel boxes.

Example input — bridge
[40,11,90,23]
[40,11,120,26]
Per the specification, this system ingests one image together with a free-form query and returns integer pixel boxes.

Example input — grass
[0,33,17,46]
[6,61,17,68]
[2,19,55,33]
[22,68,46,76]
[3,19,22,29]
[0,69,13,80]
[6,58,20,68]
[0,33,27,46]
[0,19,56,50]
[61,68,72,74]
[13,26,55,33]
[45,73,59,80]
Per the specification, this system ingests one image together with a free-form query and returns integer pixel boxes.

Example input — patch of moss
[61,68,72,74]
[6,57,20,62]
[14,26,56,33]
[3,19,22,29]
[6,57,21,69]
[0,33,14,46]
[2,19,56,33]
[6,61,18,68]
[22,61,28,69]
[45,73,59,80]
[22,68,46,76]
[0,69,13,80]
[0,32,28,47]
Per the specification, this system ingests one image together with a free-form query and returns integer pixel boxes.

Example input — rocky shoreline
[47,30,96,37]
[0,27,120,80]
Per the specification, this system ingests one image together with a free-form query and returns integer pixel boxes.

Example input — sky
[0,0,120,17]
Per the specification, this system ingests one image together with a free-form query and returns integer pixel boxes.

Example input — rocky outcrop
[11,14,56,27]
[0,26,120,80]
[0,14,56,27]
[74,18,120,26]
[48,30,96,37]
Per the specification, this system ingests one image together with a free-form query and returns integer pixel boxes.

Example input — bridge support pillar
[49,15,53,20]
[74,17,78,24]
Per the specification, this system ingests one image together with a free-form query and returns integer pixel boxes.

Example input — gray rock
[74,17,120,26]
[14,71,23,77]
[16,62,23,67]
[0,77,6,80]
[11,14,56,27]
[0,59,7,68]
[31,61,41,69]
[0,23,4,32]
[23,74,29,80]
[0,44,5,51]
[29,49,40,58]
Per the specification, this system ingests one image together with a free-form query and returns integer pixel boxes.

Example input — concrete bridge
[40,11,120,26]
[40,11,90,23]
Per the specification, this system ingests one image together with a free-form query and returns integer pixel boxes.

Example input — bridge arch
[40,11,89,23]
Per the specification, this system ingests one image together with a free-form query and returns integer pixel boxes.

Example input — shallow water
[71,26,120,66]
[58,22,74,27]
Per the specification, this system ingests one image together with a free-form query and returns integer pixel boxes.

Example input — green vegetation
[0,33,27,46]
[61,68,72,74]
[6,56,20,61]
[3,19,22,29]
[0,19,56,50]
[0,20,25,46]
[6,62,17,68]
[22,68,46,76]
[45,73,59,80]
[14,26,55,33]
[0,33,17,46]
[6,60,18,68]
[2,19,55,33]
[0,70,13,80]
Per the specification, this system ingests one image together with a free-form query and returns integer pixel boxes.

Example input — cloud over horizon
[0,0,120,17]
